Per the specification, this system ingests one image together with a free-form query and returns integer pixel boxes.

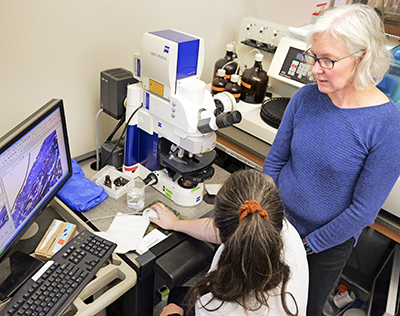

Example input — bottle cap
[217,69,226,77]
[255,53,264,62]
[338,284,348,293]
[226,43,234,52]
[230,74,240,83]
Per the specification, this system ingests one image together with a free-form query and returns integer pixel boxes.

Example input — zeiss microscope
[123,29,241,207]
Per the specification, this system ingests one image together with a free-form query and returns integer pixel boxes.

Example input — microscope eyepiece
[215,110,242,128]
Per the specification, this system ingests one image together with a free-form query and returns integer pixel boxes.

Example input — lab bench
[76,159,231,316]
[0,195,137,316]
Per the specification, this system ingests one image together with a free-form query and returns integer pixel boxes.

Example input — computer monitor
[0,99,72,295]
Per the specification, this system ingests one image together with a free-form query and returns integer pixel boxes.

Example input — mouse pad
[137,200,187,236]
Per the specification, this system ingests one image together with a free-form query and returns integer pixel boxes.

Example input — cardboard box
[35,220,77,260]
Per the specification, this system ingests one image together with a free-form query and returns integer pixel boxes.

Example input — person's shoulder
[290,84,324,107]
[372,98,400,134]
[282,221,302,246]
[281,220,308,271]
[294,83,319,96]
[386,99,400,118]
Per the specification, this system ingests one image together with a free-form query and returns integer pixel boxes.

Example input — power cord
[100,104,143,169]
[94,108,104,171]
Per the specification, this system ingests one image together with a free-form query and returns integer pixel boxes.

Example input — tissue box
[92,165,134,199]
[35,220,77,260]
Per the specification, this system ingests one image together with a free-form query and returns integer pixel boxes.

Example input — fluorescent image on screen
[10,131,63,228]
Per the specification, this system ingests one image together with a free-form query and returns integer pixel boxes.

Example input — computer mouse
[143,208,159,219]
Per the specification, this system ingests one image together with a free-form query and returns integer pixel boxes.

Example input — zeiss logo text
[150,52,167,61]
[163,46,170,54]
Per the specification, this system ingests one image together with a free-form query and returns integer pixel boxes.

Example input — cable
[84,210,142,223]
[100,104,143,169]
[106,114,126,142]
[94,108,104,171]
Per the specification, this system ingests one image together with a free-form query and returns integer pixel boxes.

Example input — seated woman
[150,169,309,316]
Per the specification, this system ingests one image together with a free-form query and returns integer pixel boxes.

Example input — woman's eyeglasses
[302,48,365,70]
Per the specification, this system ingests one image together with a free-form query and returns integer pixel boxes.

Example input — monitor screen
[0,99,72,262]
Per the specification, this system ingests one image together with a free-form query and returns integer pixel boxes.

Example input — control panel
[268,36,316,88]
[279,45,316,85]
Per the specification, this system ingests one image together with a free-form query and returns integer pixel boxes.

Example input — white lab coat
[195,221,309,316]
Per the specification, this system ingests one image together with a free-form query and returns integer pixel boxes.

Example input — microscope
[123,30,241,207]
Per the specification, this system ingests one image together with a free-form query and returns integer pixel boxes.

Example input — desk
[76,159,230,316]
[0,197,137,316]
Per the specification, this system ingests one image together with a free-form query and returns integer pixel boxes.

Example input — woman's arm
[263,91,299,181]
[160,303,184,316]
[149,203,221,244]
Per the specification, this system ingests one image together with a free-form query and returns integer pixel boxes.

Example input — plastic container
[127,178,146,210]
[211,69,228,95]
[92,165,134,199]
[240,53,269,104]
[225,74,242,102]
[333,285,356,309]
[322,284,357,316]
[213,43,239,82]
[342,309,365,316]
[323,292,341,316]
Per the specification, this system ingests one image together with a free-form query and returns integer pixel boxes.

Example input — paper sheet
[136,229,168,255]
[95,212,150,254]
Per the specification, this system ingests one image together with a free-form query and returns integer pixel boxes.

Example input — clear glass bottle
[225,74,241,102]
[240,53,269,104]
[213,44,239,82]
[211,69,227,95]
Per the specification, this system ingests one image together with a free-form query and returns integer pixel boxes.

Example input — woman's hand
[149,202,179,230]
[159,303,184,316]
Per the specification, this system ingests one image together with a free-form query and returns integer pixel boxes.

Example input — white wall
[0,0,316,158]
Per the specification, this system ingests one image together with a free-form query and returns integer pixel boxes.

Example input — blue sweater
[263,84,400,253]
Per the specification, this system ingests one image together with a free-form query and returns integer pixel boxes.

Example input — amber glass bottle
[225,74,241,102]
[213,44,239,82]
[240,53,268,104]
[211,69,227,95]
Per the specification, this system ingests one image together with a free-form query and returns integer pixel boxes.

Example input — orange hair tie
[238,200,269,223]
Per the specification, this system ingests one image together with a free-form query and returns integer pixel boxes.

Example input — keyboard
[0,230,116,316]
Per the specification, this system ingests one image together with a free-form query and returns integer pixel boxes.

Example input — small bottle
[240,53,269,104]
[225,74,241,102]
[114,177,122,187]
[104,175,112,188]
[213,44,239,82]
[211,69,228,95]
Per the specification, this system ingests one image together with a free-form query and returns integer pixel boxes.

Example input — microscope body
[123,30,240,207]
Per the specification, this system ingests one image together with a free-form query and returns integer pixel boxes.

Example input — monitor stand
[0,221,44,301]
[0,250,43,301]
[0,207,64,301]
[20,222,40,240]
